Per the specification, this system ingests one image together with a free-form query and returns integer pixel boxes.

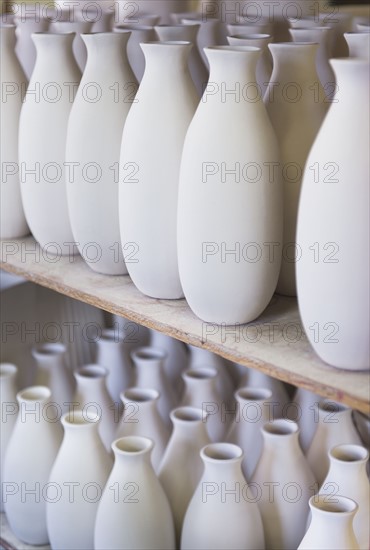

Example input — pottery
[344,31,370,58]
[238,367,290,419]
[0,364,18,512]
[113,25,156,82]
[181,16,226,68]
[50,20,93,71]
[149,330,189,398]
[14,14,49,78]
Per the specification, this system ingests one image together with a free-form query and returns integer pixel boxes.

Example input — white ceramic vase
[149,330,189,398]
[119,41,198,299]
[158,406,210,545]
[181,442,265,550]
[0,363,18,512]
[251,419,316,549]
[66,32,137,275]
[238,366,290,419]
[46,410,113,550]
[298,495,360,549]
[266,42,328,297]
[94,436,176,550]
[0,25,29,239]
[344,31,370,58]
[14,14,49,78]
[296,58,369,370]
[50,20,93,71]
[19,32,81,256]
[3,386,63,545]
[32,342,75,414]
[178,45,282,324]
[115,387,170,472]
[113,24,157,82]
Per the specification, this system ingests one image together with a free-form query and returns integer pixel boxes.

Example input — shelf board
[1,237,369,414]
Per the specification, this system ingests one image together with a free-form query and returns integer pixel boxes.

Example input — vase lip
[269,41,317,48]
[75,364,109,379]
[309,494,358,516]
[62,409,100,428]
[142,40,192,46]
[182,366,218,381]
[99,328,126,343]
[329,444,369,464]
[121,387,160,403]
[112,435,153,456]
[131,346,167,363]
[31,31,76,39]
[228,33,271,40]
[318,400,349,415]
[171,406,208,423]
[330,57,370,67]
[236,386,272,402]
[344,30,370,36]
[114,24,154,32]
[201,442,243,463]
[262,418,299,436]
[32,341,67,357]
[182,16,219,24]
[155,23,200,29]
[17,385,51,403]
[0,363,18,378]
[290,26,331,32]
[205,45,261,54]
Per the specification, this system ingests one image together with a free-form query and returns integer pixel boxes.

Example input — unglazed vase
[238,366,290,419]
[94,436,175,550]
[119,41,198,299]
[46,410,113,550]
[0,25,29,239]
[296,59,369,370]
[3,386,63,545]
[66,32,137,275]
[181,442,265,550]
[19,33,81,256]
[113,25,156,82]
[298,495,360,549]
[266,43,328,297]
[178,46,282,324]
[251,419,316,549]
[0,364,18,512]
[158,407,210,546]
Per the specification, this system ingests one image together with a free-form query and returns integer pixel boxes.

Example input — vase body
[131,347,177,426]
[158,406,210,545]
[73,365,116,452]
[149,329,188,397]
[307,401,362,485]
[296,59,370,370]
[226,387,273,480]
[298,495,360,549]
[319,444,369,549]
[50,20,93,71]
[251,419,316,549]
[238,366,290,418]
[345,31,370,59]
[19,33,81,256]
[94,436,175,549]
[14,14,49,78]
[181,442,265,549]
[32,342,75,414]
[178,46,282,324]
[114,25,157,82]
[120,41,198,299]
[46,410,113,550]
[116,388,170,472]
[266,43,328,297]
[95,328,134,404]
[0,25,29,239]
[66,32,137,275]
[0,363,18,512]
[3,386,63,544]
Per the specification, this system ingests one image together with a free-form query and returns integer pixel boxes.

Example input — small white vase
[3,386,63,545]
[73,365,117,452]
[46,410,113,550]
[119,41,198,299]
[298,495,360,549]
[319,444,369,549]
[344,31,370,58]
[158,406,210,545]
[14,14,49,79]
[149,330,189,398]
[32,342,75,414]
[50,20,93,71]
[131,347,177,427]
[251,419,316,549]
[0,363,18,512]
[0,25,29,240]
[181,442,265,550]
[307,401,362,486]
[238,366,290,419]
[115,387,170,472]
[94,436,176,550]
[19,32,81,256]
[113,24,157,82]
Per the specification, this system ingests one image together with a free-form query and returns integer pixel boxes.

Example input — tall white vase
[251,419,316,549]
[307,401,362,485]
[181,442,265,550]
[113,25,156,82]
[66,32,137,275]
[344,31,370,58]
[0,363,18,512]
[50,20,93,71]
[298,495,360,550]
[32,342,75,414]
[266,42,328,297]
[94,436,176,550]
[46,410,113,550]
[14,14,49,78]
[19,32,81,256]
[3,386,63,545]
[296,58,370,370]
[158,407,210,545]
[119,41,198,299]
[149,329,189,397]
[115,387,170,472]
[319,444,369,549]
[0,25,29,239]
[178,45,282,324]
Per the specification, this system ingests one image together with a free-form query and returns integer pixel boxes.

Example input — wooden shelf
[1,237,369,414]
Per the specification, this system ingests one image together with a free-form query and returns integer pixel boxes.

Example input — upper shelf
[1,237,369,414]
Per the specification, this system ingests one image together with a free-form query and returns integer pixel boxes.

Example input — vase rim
[31,31,76,38]
[269,41,318,47]
[62,409,100,427]
[17,385,51,403]
[0,363,18,377]
[155,23,200,29]
[318,400,348,414]
[131,346,167,362]
[309,494,358,516]
[290,26,331,32]
[262,418,298,436]
[228,33,271,40]
[236,386,272,402]
[171,406,208,423]
[75,364,109,379]
[114,24,154,31]
[205,45,261,53]
[182,367,218,380]
[329,444,369,463]
[121,387,160,403]
[113,435,153,456]
[201,442,243,463]
[142,40,192,46]
[32,341,67,357]
[99,328,125,342]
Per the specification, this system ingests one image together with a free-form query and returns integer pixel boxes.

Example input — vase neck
[140,41,193,78]
[330,58,369,100]
[326,444,369,481]
[171,407,209,441]
[261,419,301,453]
[201,443,245,483]
[155,23,199,43]
[32,32,76,66]
[1,25,16,51]
[82,31,131,68]
[206,45,260,85]
[269,42,319,82]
